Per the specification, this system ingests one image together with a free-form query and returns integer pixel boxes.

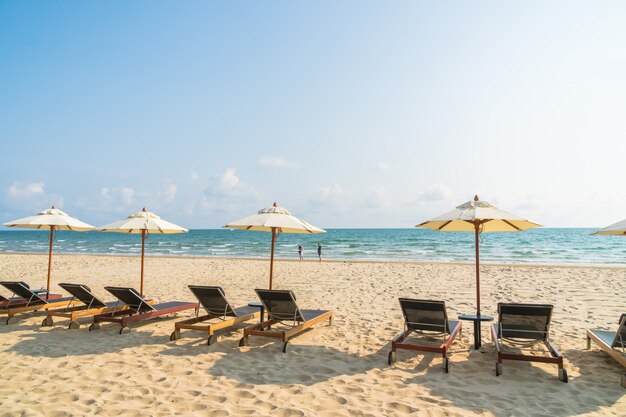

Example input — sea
[0,228,624,266]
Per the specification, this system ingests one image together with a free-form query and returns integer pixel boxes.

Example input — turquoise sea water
[0,228,625,266]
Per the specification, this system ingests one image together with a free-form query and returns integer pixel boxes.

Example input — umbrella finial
[273,202,278,207]
[51,204,56,209]
[474,195,479,202]
[142,207,147,212]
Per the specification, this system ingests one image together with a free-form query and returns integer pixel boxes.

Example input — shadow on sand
[159,324,390,385]
[401,346,625,417]
[4,316,174,357]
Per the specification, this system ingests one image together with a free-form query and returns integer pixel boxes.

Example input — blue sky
[1,1,625,228]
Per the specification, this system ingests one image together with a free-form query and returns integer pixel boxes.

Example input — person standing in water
[298,245,304,261]
[317,243,322,262]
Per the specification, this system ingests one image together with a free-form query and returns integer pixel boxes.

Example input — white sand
[1,253,625,416]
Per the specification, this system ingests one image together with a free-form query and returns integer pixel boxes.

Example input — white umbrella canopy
[225,204,325,234]
[224,202,326,289]
[3,205,95,298]
[416,195,541,316]
[4,206,95,231]
[98,208,188,234]
[417,199,541,232]
[97,208,188,295]
[592,219,626,236]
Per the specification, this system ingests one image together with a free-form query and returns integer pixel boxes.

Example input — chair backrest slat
[255,289,304,322]
[188,285,236,317]
[498,303,553,341]
[104,286,156,313]
[59,283,107,309]
[399,298,449,333]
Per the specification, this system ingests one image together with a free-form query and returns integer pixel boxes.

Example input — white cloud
[190,172,200,181]
[310,184,389,214]
[216,168,240,190]
[259,156,300,169]
[202,168,262,214]
[161,181,177,202]
[416,184,452,202]
[120,187,135,205]
[313,184,345,206]
[377,162,389,171]
[100,187,111,199]
[7,182,45,199]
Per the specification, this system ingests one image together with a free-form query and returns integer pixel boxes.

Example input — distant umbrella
[592,219,626,236]
[416,195,541,316]
[224,202,325,289]
[97,208,187,295]
[3,206,95,298]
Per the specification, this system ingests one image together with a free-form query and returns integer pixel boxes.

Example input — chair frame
[89,287,198,335]
[388,298,462,373]
[491,302,567,382]
[170,285,260,345]
[586,314,626,388]
[239,289,333,353]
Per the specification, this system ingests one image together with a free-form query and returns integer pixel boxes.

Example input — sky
[1,1,625,229]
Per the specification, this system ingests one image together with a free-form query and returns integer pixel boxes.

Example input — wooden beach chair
[388,298,462,373]
[239,289,333,353]
[0,281,80,325]
[0,282,62,308]
[491,303,567,382]
[586,314,626,388]
[170,285,261,345]
[89,286,198,334]
[42,283,149,330]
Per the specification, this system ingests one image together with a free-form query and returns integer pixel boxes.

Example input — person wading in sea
[298,245,304,261]
[317,243,322,262]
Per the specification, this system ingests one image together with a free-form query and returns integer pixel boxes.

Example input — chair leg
[621,373,626,389]
[586,335,591,350]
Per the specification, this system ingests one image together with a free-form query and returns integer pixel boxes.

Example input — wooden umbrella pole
[475,222,481,316]
[269,228,276,290]
[140,229,146,296]
[46,226,54,300]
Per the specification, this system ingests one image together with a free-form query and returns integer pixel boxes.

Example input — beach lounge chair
[586,314,626,388]
[239,289,333,353]
[89,286,198,334]
[388,298,462,373]
[42,283,148,330]
[0,282,62,308]
[170,285,261,345]
[0,281,80,325]
[491,303,567,382]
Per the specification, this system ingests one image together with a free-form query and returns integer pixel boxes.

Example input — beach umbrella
[416,195,541,316]
[592,219,626,236]
[97,208,187,295]
[3,205,95,298]
[224,202,325,289]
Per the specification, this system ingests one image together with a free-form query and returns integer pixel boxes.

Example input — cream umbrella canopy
[97,208,188,295]
[224,202,326,289]
[3,206,95,299]
[416,195,541,316]
[592,219,626,236]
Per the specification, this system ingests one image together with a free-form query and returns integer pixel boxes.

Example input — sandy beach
[1,253,625,416]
